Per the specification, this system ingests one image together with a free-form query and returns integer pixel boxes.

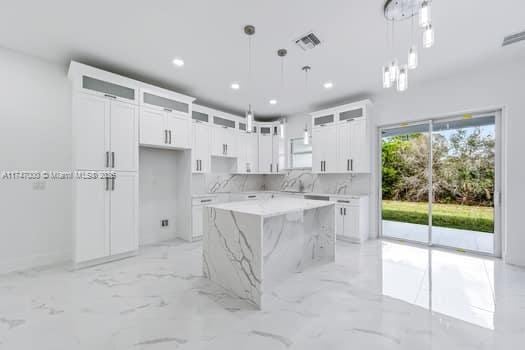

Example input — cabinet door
[167,114,191,149]
[335,206,345,237]
[350,118,369,172]
[236,133,248,172]
[74,178,109,263]
[323,126,338,172]
[344,206,361,241]
[312,128,323,173]
[110,172,138,255]
[140,108,165,147]
[73,94,109,170]
[110,101,138,172]
[192,123,211,172]
[211,127,226,156]
[247,133,259,172]
[192,206,204,238]
[337,123,352,172]
[272,134,281,172]
[258,134,273,172]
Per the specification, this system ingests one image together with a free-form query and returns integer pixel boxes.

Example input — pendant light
[419,1,431,27]
[277,49,287,139]
[382,65,392,88]
[244,25,255,132]
[302,65,311,145]
[397,64,408,92]
[407,16,418,70]
[423,24,434,48]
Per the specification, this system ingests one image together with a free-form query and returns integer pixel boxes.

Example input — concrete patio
[382,220,494,254]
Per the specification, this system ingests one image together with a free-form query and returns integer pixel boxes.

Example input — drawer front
[192,197,217,206]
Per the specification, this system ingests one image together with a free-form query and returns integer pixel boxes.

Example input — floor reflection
[381,240,495,329]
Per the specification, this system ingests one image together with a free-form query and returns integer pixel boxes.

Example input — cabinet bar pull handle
[248,195,256,198]
[112,178,115,191]
[276,163,279,172]
[169,130,172,144]
[344,208,347,215]
[338,200,350,203]
[347,159,350,171]
[105,178,109,191]
[111,152,115,168]
[164,108,172,112]
[164,130,168,144]
[104,94,116,99]
[340,207,343,215]
[350,159,354,171]
[105,151,110,168]
[270,164,273,172]
[201,199,212,203]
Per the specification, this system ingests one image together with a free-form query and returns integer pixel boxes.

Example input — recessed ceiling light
[323,81,334,89]
[172,57,184,67]
[231,82,240,90]
[269,99,278,105]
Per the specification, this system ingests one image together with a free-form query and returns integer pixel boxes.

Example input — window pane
[290,137,312,168]
[293,153,312,168]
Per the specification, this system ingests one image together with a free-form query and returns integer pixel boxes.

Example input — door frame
[377,107,504,258]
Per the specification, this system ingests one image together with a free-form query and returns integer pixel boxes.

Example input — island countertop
[205,197,334,218]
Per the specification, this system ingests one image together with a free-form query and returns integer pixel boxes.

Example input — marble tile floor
[382,220,494,254]
[1,239,524,349]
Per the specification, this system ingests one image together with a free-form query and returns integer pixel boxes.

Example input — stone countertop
[205,197,334,218]
[192,191,368,199]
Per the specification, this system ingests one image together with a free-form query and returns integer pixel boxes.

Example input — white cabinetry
[73,171,138,263]
[312,125,337,173]
[192,122,211,173]
[211,126,237,157]
[258,125,281,173]
[191,196,217,240]
[335,196,369,243]
[237,132,258,173]
[311,100,371,173]
[139,107,191,149]
[73,93,138,172]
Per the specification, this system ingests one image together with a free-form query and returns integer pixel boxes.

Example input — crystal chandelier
[382,0,435,92]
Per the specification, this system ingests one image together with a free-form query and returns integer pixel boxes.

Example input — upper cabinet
[73,93,138,172]
[140,88,192,116]
[311,100,372,174]
[258,124,282,173]
[211,115,238,157]
[69,61,139,105]
[138,87,194,149]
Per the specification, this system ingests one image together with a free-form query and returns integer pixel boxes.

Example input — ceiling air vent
[295,32,321,51]
[502,30,525,47]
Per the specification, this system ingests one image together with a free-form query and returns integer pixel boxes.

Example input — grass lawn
[382,200,494,233]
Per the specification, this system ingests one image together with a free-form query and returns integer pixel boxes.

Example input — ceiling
[1,0,524,119]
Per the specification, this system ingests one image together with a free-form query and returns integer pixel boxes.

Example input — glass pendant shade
[408,46,418,69]
[303,125,309,145]
[397,65,408,92]
[389,59,399,83]
[382,65,392,88]
[423,24,435,48]
[280,120,285,139]
[419,1,431,27]
[246,105,254,132]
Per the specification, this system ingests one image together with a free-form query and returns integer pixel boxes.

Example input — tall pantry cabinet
[69,62,141,266]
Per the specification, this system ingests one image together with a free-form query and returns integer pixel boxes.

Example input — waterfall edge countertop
[205,197,334,218]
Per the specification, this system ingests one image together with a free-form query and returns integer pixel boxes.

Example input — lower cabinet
[191,196,217,240]
[335,197,369,243]
[74,172,138,264]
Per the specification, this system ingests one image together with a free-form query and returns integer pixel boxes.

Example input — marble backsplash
[264,170,370,195]
[192,173,266,194]
[193,170,370,196]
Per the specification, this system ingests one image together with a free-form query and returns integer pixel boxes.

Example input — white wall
[0,47,72,273]
[139,147,179,245]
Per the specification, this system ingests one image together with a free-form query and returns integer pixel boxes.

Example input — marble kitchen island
[203,198,335,309]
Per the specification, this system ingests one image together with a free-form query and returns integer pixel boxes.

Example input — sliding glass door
[381,122,431,244]
[380,113,499,256]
